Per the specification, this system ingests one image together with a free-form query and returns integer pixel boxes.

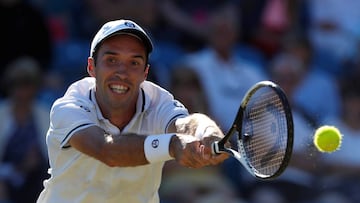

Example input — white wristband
[144,134,175,163]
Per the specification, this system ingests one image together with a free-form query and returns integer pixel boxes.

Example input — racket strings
[242,87,288,176]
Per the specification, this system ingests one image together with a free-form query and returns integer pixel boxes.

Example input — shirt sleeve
[164,100,189,132]
[155,96,189,133]
[49,97,97,148]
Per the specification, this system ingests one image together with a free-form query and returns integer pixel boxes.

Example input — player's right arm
[50,99,211,168]
[69,126,148,167]
[51,81,224,168]
[49,97,151,167]
[69,124,216,168]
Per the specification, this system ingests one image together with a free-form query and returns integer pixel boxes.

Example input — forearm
[69,113,227,168]
[69,126,149,167]
[102,133,149,167]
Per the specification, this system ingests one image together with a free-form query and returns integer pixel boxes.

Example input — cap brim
[97,29,153,55]
[120,28,153,53]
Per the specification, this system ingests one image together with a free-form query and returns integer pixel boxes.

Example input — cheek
[95,64,112,77]
[134,74,147,84]
[132,68,148,82]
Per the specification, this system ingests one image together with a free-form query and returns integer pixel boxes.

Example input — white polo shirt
[37,77,188,203]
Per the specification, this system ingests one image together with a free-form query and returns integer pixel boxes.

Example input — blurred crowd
[1,0,360,202]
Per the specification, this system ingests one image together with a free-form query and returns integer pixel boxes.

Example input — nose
[114,63,129,80]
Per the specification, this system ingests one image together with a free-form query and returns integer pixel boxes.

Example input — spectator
[267,52,319,202]
[0,57,50,203]
[160,63,223,203]
[0,0,52,97]
[158,0,228,52]
[318,75,360,202]
[241,0,310,59]
[176,3,267,198]
[159,166,245,203]
[182,2,267,131]
[169,64,209,115]
[281,33,341,126]
[307,0,360,75]
[152,0,236,88]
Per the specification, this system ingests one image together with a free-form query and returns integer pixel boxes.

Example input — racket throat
[242,133,251,142]
[212,141,221,154]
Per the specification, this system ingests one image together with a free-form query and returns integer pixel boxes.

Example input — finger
[192,143,218,168]
[199,144,211,160]
[180,142,208,168]
[209,153,229,165]
[191,143,209,167]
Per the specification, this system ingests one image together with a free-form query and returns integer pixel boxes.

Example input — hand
[175,113,223,139]
[174,113,229,166]
[169,134,209,168]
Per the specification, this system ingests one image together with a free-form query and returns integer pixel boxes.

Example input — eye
[131,61,140,66]
[107,57,117,64]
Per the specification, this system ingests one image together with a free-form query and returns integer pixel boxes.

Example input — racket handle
[212,141,220,155]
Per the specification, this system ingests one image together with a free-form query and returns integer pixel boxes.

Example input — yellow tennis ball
[313,125,342,153]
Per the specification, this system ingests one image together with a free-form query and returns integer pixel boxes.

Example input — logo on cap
[100,25,112,35]
[124,21,136,28]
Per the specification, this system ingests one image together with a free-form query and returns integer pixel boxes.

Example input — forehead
[98,34,147,55]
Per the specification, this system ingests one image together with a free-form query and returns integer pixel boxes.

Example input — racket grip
[212,141,220,155]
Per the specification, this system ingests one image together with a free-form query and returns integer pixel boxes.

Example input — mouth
[109,84,129,94]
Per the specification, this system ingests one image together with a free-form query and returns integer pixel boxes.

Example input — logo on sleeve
[151,139,159,148]
[79,105,91,112]
[173,101,184,108]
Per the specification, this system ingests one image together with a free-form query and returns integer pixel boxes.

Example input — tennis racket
[212,80,293,180]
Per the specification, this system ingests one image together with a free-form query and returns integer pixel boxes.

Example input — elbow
[97,141,147,167]
[99,152,145,167]
[96,146,119,167]
[101,156,118,167]
[99,150,121,167]
[101,158,144,167]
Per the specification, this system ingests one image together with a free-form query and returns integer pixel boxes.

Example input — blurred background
[0,0,360,202]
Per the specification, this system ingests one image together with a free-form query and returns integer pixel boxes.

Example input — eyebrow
[102,51,145,61]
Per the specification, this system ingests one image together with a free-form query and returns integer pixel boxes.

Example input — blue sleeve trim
[61,123,94,148]
[165,113,187,133]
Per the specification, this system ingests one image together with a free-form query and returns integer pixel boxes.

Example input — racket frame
[212,81,294,179]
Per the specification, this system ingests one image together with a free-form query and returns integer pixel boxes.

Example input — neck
[95,95,138,130]
[215,47,232,62]
[109,107,136,130]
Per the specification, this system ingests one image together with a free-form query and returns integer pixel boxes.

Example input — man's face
[88,34,149,112]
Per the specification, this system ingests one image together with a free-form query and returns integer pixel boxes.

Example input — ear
[143,64,150,80]
[87,57,96,77]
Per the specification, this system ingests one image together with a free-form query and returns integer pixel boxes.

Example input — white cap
[90,19,153,57]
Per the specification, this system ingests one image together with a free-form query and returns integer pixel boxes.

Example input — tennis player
[37,19,227,203]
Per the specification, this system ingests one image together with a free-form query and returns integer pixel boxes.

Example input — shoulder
[182,48,212,69]
[141,81,175,102]
[63,77,95,98]
[141,80,186,112]
[53,77,95,109]
[140,81,188,132]
[51,78,96,120]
